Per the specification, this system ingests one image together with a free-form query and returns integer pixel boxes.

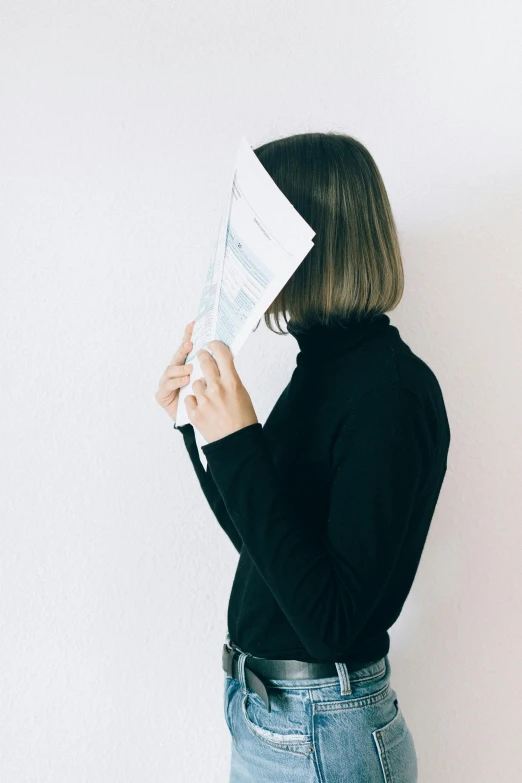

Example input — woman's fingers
[163,374,191,391]
[171,320,196,365]
[159,362,193,388]
[156,321,196,417]
[166,362,193,378]
[182,319,196,343]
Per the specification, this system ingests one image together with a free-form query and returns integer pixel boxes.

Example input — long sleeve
[200,385,431,661]
[173,421,243,554]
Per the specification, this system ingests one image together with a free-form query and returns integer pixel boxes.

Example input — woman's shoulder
[334,328,451,458]
[334,324,448,412]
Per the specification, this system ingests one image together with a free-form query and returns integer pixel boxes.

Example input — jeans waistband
[225,634,379,679]
[223,635,384,712]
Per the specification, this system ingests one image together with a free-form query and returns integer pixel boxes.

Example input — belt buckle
[244,663,271,713]
[222,643,235,677]
[222,643,271,712]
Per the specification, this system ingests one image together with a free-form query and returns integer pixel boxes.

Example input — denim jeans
[223,645,418,782]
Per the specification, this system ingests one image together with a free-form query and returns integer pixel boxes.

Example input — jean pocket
[241,692,314,757]
[372,698,418,782]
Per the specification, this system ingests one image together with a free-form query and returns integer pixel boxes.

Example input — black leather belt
[222,641,355,713]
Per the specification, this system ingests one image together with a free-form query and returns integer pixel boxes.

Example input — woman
[156,132,451,782]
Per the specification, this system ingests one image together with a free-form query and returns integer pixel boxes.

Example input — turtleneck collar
[287,313,391,359]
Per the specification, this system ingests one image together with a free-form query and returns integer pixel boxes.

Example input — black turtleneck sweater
[173,314,451,665]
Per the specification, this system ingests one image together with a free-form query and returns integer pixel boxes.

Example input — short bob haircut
[252,131,404,336]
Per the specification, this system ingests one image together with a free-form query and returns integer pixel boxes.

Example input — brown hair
[252,131,404,335]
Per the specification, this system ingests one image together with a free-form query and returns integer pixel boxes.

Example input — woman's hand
[155,320,195,423]
[185,340,258,444]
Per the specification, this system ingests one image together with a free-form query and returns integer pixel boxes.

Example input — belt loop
[335,661,352,695]
[237,651,251,695]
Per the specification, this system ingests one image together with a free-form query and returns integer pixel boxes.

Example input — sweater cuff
[173,421,193,433]
[201,422,263,458]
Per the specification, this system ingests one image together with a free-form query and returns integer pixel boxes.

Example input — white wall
[1,1,521,780]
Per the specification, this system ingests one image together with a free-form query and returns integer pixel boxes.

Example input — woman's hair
[252,131,404,335]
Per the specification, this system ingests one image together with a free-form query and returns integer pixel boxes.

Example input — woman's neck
[287,313,391,359]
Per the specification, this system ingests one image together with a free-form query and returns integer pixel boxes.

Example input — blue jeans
[223,645,418,782]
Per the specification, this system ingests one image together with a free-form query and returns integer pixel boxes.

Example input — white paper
[176,136,316,467]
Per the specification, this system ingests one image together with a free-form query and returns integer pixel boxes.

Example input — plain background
[1,0,521,780]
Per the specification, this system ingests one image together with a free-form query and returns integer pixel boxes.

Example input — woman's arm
[173,421,243,554]
[200,385,432,661]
